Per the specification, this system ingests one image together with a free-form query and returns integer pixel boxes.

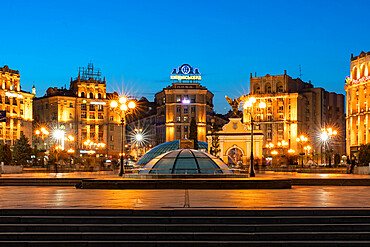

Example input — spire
[32,83,36,96]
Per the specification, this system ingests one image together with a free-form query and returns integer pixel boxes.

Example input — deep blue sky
[1,0,369,113]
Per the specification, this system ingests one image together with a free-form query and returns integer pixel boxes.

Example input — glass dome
[138,149,233,174]
[136,140,208,166]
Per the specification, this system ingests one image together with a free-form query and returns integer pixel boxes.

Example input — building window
[176,116,181,122]
[98,113,103,119]
[184,116,188,122]
[5,97,10,104]
[184,107,188,114]
[98,105,103,111]
[89,113,95,119]
[267,115,272,121]
[90,105,95,111]
[110,145,114,150]
[89,93,94,99]
[69,113,72,119]
[267,132,272,140]
[191,98,195,103]
[98,93,102,99]
[81,104,86,110]
[278,85,283,93]
[110,136,114,141]
[177,106,181,112]
[279,106,283,111]
[176,96,181,103]
[69,103,73,108]
[191,106,195,113]
[110,125,114,131]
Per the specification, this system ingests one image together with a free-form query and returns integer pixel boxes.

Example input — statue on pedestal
[225,96,242,117]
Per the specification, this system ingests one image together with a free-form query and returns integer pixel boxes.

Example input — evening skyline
[1,0,369,113]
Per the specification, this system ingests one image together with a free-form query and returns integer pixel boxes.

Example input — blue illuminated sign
[171,64,201,81]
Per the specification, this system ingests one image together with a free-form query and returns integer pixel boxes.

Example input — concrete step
[1,232,370,241]
[1,208,370,216]
[2,241,370,247]
[2,215,370,224]
[1,223,370,232]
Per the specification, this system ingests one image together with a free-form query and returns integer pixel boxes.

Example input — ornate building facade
[244,71,345,160]
[33,63,125,158]
[0,65,33,145]
[345,51,370,156]
[155,64,214,144]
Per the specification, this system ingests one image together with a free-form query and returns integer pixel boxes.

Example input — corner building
[0,66,33,145]
[155,64,213,144]
[244,71,345,158]
[33,63,124,158]
[345,51,370,156]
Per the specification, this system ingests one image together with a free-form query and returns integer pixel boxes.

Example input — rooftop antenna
[299,64,303,79]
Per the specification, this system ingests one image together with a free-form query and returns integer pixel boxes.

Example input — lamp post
[53,129,65,173]
[265,143,274,166]
[110,96,136,176]
[35,127,50,167]
[320,128,337,166]
[296,135,308,167]
[244,97,266,177]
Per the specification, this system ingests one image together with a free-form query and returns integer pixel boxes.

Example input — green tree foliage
[189,118,198,150]
[0,144,12,165]
[210,120,220,157]
[359,144,370,166]
[13,133,32,165]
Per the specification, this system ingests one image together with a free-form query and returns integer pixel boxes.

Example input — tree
[359,144,370,166]
[210,120,220,157]
[13,133,32,166]
[0,144,12,165]
[334,153,341,167]
[189,118,198,150]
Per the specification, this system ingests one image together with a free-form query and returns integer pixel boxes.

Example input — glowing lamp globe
[119,96,127,104]
[128,101,136,109]
[120,104,128,111]
[110,101,118,108]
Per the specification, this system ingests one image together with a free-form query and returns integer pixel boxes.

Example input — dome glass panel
[139,149,233,174]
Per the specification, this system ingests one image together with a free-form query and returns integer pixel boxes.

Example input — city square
[1,0,370,246]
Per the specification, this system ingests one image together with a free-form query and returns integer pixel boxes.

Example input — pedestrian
[346,156,351,174]
[350,155,356,174]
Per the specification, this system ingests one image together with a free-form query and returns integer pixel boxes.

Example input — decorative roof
[136,140,208,166]
[138,149,233,174]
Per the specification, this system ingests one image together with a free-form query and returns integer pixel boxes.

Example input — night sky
[1,0,369,113]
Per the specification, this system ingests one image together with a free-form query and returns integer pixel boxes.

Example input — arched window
[353,67,358,80]
[98,93,102,99]
[81,92,85,98]
[265,84,272,94]
[89,93,93,99]
[254,84,261,94]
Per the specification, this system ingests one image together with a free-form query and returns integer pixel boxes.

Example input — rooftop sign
[170,64,201,81]
[347,75,370,85]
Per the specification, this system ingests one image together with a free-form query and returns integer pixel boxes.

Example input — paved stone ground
[1,186,370,209]
[2,171,370,209]
[3,170,370,180]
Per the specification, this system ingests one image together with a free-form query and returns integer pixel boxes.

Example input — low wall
[354,166,370,175]
[1,165,22,174]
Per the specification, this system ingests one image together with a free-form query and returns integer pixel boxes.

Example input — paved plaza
[2,171,370,209]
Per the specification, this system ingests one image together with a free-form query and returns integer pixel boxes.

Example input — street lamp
[265,143,274,166]
[296,135,308,167]
[35,127,50,167]
[110,96,136,176]
[321,128,337,166]
[244,97,266,177]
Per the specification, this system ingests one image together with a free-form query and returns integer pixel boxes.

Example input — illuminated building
[33,63,124,157]
[345,51,370,156]
[0,65,33,145]
[243,71,345,157]
[155,64,214,143]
